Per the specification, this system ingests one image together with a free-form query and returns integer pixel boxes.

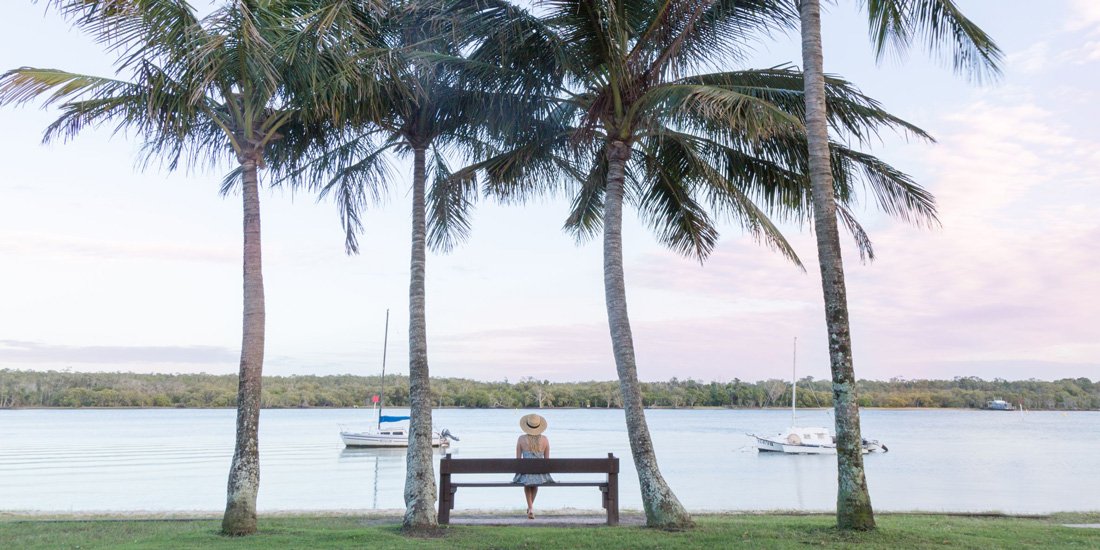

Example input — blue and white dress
[513,446,554,486]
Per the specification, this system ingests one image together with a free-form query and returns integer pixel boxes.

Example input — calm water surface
[1,408,1097,513]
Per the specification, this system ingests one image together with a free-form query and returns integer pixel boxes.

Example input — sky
[0,1,1097,384]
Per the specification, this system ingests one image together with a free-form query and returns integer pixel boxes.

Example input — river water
[0,408,1097,514]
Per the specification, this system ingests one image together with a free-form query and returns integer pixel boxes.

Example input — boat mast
[378,309,390,430]
[791,336,797,428]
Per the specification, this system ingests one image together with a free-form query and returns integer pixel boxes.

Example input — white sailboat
[339,310,457,448]
[750,337,887,455]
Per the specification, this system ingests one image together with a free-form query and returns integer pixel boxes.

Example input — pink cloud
[1069,0,1100,32]
[561,94,1100,383]
[0,231,237,263]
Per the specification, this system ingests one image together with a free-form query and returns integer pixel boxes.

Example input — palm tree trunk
[403,145,437,530]
[798,0,875,531]
[222,156,266,536]
[603,140,693,529]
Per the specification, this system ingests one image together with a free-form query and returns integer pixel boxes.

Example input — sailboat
[750,337,887,455]
[339,310,457,448]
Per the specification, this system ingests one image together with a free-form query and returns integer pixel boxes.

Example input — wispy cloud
[1007,42,1051,74]
[0,339,237,365]
[431,324,614,381]
[1068,0,1100,32]
[0,231,237,263]
[1010,3,1100,75]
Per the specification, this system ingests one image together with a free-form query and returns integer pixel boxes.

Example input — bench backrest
[439,453,619,475]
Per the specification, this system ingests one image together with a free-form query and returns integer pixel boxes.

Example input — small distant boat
[750,338,887,455]
[339,310,457,448]
[983,399,1015,411]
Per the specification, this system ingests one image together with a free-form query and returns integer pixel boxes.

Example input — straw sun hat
[519,413,547,435]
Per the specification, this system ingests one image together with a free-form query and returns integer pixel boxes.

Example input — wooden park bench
[437,453,620,525]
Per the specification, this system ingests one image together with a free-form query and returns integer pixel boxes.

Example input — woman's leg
[524,487,534,515]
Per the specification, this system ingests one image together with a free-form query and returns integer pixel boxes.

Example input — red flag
[371,394,380,403]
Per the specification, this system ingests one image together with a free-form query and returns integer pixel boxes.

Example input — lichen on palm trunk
[602,142,693,530]
[798,0,875,531]
[222,158,266,536]
[403,146,438,530]
[835,388,874,530]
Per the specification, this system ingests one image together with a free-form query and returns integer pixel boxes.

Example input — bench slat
[440,458,618,474]
[452,482,607,487]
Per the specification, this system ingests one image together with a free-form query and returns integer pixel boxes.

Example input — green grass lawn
[1,514,1097,549]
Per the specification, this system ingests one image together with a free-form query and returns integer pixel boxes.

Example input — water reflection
[337,448,401,508]
[337,447,408,461]
[337,447,454,462]
[336,447,454,509]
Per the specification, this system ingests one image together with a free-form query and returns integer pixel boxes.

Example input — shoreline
[4,509,1094,522]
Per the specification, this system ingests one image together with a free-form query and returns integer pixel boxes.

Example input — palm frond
[0,67,142,110]
[43,0,204,70]
[866,0,1003,83]
[631,0,796,81]
[836,202,876,263]
[563,149,608,244]
[427,147,479,253]
[639,131,802,265]
[220,166,244,196]
[632,83,803,140]
[831,143,939,228]
[679,67,933,145]
[637,147,720,261]
[284,131,398,254]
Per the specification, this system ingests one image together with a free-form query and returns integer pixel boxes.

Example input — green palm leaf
[866,0,1003,82]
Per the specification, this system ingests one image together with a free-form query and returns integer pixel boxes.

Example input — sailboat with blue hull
[339,310,457,448]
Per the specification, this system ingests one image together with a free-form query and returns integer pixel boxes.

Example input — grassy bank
[1,514,1097,549]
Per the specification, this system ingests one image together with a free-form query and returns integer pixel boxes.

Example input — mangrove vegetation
[1,369,1094,411]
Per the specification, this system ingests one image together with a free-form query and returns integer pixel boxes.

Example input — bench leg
[607,474,619,526]
[439,474,451,524]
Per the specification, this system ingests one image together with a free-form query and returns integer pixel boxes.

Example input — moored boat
[340,310,457,448]
[751,427,888,455]
[750,338,887,455]
[340,417,453,448]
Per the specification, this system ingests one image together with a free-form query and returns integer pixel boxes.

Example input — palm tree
[457,0,938,528]
[796,0,1002,530]
[279,0,558,530]
[0,0,376,535]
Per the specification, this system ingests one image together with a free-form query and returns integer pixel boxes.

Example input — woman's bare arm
[516,436,523,459]
[542,436,550,458]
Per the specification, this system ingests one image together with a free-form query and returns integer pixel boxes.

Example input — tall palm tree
[279,0,558,530]
[796,0,1002,530]
[457,0,938,528]
[0,0,377,535]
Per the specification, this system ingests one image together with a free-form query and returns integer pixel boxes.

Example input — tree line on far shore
[1,369,1094,411]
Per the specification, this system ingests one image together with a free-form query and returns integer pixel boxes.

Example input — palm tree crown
[0,0,379,536]
[270,0,564,529]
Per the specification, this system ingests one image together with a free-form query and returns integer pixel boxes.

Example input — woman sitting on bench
[514,413,553,519]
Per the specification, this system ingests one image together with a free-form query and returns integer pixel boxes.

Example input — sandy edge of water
[1,509,1078,522]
